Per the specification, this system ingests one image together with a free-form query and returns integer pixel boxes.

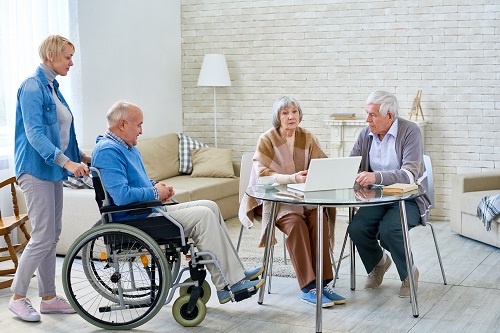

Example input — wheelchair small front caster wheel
[179,278,211,304]
[172,294,206,327]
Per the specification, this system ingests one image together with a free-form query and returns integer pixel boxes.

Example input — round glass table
[246,184,424,332]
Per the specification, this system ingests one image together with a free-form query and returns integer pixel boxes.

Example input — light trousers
[275,209,333,290]
[11,173,63,297]
[163,200,245,290]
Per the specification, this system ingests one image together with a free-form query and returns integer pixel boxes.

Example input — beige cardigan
[238,127,336,248]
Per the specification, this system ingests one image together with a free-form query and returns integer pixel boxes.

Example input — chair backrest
[423,155,434,208]
[239,152,254,203]
[0,177,21,219]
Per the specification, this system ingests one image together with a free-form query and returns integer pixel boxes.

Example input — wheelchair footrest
[232,286,258,302]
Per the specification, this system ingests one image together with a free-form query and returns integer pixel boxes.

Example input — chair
[0,177,31,289]
[236,153,287,261]
[334,154,447,287]
[236,152,288,293]
[423,154,447,284]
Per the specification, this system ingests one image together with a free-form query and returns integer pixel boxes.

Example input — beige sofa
[450,171,500,248]
[16,133,240,255]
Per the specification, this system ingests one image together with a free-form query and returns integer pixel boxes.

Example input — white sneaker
[9,297,41,322]
[40,295,75,314]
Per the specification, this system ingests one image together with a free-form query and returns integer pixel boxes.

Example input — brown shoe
[364,256,392,289]
[399,267,419,298]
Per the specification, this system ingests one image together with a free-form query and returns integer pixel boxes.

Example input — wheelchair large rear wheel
[62,224,170,330]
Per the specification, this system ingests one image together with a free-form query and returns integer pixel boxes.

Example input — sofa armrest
[450,171,500,233]
[458,171,500,193]
[233,160,241,177]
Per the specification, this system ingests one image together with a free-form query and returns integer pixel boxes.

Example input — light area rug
[224,214,351,278]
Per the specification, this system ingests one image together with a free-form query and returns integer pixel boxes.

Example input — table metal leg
[258,201,277,305]
[399,201,419,317]
[316,205,324,333]
[349,207,356,290]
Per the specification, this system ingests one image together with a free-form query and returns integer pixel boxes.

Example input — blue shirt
[92,133,156,220]
[14,66,81,181]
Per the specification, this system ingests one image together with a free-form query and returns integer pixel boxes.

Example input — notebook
[287,156,362,192]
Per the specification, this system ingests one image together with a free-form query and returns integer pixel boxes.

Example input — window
[0,0,75,173]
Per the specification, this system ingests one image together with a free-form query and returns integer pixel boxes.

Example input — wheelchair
[62,167,257,330]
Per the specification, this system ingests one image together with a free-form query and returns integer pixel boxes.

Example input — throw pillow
[178,133,208,174]
[136,133,180,181]
[190,147,236,178]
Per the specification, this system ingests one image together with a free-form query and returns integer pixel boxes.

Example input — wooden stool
[0,177,30,289]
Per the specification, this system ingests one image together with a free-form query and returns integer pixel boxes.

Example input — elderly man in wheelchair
[62,100,264,330]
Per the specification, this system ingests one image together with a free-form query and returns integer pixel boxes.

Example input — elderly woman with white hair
[348,90,431,298]
[240,96,346,308]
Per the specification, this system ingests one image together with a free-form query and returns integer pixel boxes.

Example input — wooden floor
[1,221,499,333]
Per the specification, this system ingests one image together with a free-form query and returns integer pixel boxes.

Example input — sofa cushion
[178,133,208,174]
[136,133,180,181]
[191,147,236,178]
[460,190,499,216]
[163,175,238,202]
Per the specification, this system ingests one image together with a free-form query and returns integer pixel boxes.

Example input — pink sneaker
[40,296,76,314]
[9,297,41,322]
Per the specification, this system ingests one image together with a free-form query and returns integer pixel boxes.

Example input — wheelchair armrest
[99,200,163,214]
[165,198,179,205]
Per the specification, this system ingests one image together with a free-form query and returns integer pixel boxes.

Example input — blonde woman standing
[10,35,90,322]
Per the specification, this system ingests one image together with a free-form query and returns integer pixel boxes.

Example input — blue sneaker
[244,266,264,280]
[217,278,265,304]
[300,289,335,308]
[323,284,346,305]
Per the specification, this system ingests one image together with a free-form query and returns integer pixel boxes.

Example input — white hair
[106,100,139,127]
[366,91,399,117]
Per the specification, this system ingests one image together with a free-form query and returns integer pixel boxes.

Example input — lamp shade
[197,54,232,87]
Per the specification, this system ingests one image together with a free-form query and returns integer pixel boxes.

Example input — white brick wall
[181,0,500,220]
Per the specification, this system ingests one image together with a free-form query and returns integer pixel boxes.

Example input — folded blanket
[477,193,500,231]
[63,176,94,189]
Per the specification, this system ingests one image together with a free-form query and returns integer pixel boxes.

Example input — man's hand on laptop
[355,171,376,187]
[294,170,308,183]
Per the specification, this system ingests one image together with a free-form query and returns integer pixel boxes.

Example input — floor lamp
[197,54,231,148]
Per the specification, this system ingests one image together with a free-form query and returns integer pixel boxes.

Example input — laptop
[287,156,362,192]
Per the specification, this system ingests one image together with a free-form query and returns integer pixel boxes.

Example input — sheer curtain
[0,0,81,178]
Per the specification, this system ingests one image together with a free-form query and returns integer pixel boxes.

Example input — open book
[382,183,418,195]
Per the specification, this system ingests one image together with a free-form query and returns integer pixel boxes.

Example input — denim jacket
[14,66,81,181]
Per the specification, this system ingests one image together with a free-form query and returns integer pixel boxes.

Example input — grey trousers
[11,174,63,297]
[162,200,245,290]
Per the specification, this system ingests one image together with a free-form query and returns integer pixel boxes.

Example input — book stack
[330,112,356,120]
[382,183,418,196]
